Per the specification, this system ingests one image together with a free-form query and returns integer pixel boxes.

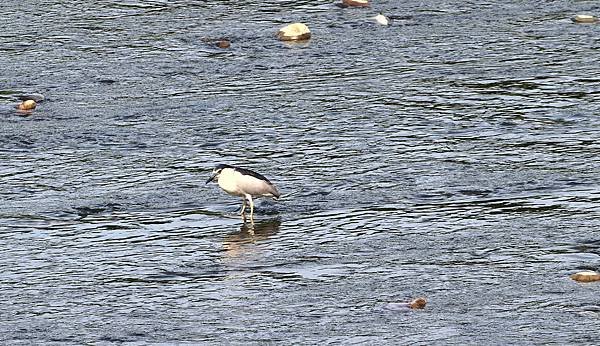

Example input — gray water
[2,0,600,344]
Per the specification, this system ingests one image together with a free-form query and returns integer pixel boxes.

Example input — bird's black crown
[214,164,273,184]
[214,163,233,172]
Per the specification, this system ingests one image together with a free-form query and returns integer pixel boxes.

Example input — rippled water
[2,0,600,344]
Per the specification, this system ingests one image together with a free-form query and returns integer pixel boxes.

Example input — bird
[206,164,280,222]
[374,13,389,26]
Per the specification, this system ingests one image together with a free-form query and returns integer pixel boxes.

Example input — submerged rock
[200,37,232,49]
[570,271,600,282]
[374,13,389,26]
[277,23,311,41]
[216,39,230,48]
[384,297,427,311]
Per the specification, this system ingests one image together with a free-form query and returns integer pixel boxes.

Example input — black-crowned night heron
[206,164,280,222]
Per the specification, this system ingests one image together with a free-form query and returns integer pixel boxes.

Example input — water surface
[2,0,600,344]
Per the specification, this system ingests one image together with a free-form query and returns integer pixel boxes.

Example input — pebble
[16,100,37,111]
[384,297,427,311]
[409,297,427,309]
[200,37,231,48]
[374,13,389,26]
[342,0,369,7]
[277,23,311,41]
[573,14,598,23]
[216,39,230,49]
[570,271,600,282]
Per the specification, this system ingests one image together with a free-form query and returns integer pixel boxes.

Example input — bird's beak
[206,173,217,184]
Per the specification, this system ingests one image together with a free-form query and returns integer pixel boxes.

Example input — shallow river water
[1,0,600,344]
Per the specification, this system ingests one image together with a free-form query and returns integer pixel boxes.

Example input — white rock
[573,14,598,23]
[374,14,389,26]
[277,23,311,41]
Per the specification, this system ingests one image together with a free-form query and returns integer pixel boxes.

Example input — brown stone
[409,297,427,309]
[570,271,600,282]
[342,0,369,7]
[16,100,37,111]
[217,40,230,49]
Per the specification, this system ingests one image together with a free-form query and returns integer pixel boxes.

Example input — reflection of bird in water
[206,164,280,223]
[222,219,281,258]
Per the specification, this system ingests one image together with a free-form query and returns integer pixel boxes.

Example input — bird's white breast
[217,168,244,196]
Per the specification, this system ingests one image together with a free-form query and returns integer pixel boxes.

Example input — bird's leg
[240,197,247,216]
[241,199,247,222]
[248,195,255,224]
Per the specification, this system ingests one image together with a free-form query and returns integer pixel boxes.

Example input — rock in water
[384,297,427,311]
[217,39,230,48]
[374,13,389,26]
[16,100,37,111]
[570,271,600,282]
[573,15,598,23]
[409,297,427,309]
[277,23,311,41]
[342,0,369,7]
